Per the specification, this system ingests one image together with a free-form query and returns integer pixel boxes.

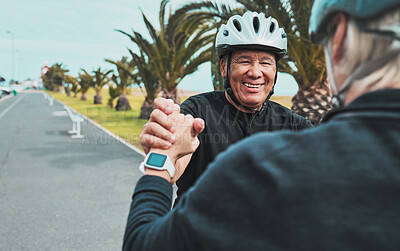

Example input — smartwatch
[139,152,175,178]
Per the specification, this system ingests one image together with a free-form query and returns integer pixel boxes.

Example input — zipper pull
[257,101,267,116]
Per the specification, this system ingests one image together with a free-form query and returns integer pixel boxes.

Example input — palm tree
[235,0,332,125]
[128,49,160,119]
[71,81,80,98]
[42,63,69,92]
[78,70,93,101]
[64,74,77,97]
[91,67,113,104]
[117,0,213,103]
[107,82,120,109]
[51,63,69,92]
[41,70,51,90]
[169,1,243,90]
[105,57,135,111]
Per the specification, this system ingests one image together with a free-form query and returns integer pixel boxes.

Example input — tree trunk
[94,94,102,104]
[140,97,154,119]
[65,87,71,96]
[115,94,131,111]
[161,89,180,104]
[94,95,102,104]
[94,89,102,104]
[291,80,332,126]
[107,98,114,109]
[80,93,87,101]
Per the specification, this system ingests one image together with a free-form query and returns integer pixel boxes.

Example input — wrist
[144,168,171,183]
[149,148,177,165]
[139,151,175,184]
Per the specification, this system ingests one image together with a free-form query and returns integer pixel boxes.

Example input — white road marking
[52,111,68,117]
[0,95,24,119]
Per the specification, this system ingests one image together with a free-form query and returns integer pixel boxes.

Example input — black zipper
[248,113,257,136]
[247,101,267,136]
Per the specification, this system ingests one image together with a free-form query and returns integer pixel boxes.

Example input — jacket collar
[323,89,400,123]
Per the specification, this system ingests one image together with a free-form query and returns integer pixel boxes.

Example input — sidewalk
[0,92,144,250]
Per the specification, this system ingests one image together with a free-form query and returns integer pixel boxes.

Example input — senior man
[140,12,313,201]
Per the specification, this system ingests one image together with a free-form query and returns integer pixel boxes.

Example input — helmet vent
[233,19,242,32]
[223,30,229,36]
[253,17,260,33]
[270,22,275,33]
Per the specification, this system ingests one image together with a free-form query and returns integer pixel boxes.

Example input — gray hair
[327,8,400,94]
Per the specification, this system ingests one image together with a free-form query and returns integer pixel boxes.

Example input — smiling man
[140,12,313,201]
[224,50,277,111]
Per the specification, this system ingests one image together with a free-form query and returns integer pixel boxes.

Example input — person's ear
[220,58,227,78]
[331,13,348,64]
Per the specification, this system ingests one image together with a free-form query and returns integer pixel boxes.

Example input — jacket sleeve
[122,139,270,251]
[123,174,207,251]
[122,175,174,251]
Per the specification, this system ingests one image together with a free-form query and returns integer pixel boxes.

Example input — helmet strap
[224,50,244,109]
[266,57,279,100]
[324,46,342,107]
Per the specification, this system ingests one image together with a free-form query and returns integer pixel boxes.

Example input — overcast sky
[0,0,298,94]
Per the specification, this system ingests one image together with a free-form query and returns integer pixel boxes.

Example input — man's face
[221,49,277,109]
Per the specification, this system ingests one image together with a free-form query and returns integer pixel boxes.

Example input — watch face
[146,153,167,168]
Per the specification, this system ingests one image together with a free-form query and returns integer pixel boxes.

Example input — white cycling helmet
[216,12,287,60]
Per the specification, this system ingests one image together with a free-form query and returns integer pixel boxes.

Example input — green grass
[48,88,293,151]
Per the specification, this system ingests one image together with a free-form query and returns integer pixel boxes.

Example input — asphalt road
[0,91,144,250]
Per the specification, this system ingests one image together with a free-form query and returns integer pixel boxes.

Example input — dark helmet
[309,0,400,108]
[309,0,400,44]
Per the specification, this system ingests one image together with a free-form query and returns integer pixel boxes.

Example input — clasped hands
[140,98,205,183]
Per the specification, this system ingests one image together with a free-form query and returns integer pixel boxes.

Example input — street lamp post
[6,31,15,81]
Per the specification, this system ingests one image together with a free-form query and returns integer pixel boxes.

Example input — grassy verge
[270,95,293,109]
[49,88,293,151]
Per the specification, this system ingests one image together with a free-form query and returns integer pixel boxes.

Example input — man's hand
[147,112,205,183]
[140,98,180,154]
[151,113,204,162]
[140,98,204,154]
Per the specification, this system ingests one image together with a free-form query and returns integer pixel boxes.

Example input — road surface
[0,91,144,250]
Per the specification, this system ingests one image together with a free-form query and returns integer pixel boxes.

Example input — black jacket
[178,91,313,199]
[124,89,400,250]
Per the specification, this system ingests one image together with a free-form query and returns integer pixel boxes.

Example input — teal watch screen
[147,153,167,167]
